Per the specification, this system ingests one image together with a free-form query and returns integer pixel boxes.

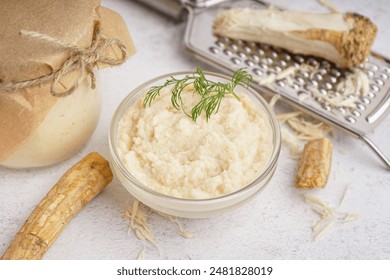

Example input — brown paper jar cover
[0,0,135,165]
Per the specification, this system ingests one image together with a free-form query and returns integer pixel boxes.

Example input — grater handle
[132,0,230,21]
[359,135,390,170]
[133,0,186,21]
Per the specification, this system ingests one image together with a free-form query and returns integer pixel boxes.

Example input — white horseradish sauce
[117,86,273,199]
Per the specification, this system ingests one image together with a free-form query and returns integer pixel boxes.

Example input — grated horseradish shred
[338,185,350,207]
[125,201,161,254]
[124,201,196,258]
[286,117,332,141]
[303,187,359,240]
[255,62,370,111]
[281,126,303,157]
[137,248,145,260]
[276,110,333,156]
[268,94,281,109]
[157,212,194,239]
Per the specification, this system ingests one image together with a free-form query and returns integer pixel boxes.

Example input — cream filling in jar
[3,77,101,168]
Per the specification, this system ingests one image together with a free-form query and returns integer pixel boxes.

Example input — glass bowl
[109,71,281,218]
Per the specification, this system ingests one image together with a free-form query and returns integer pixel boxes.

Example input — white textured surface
[1,0,390,260]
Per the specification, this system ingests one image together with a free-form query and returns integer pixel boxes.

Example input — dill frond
[143,68,252,122]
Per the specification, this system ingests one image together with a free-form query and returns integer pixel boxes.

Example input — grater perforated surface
[184,0,390,137]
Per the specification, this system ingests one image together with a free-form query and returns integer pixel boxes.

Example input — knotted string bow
[0,22,127,97]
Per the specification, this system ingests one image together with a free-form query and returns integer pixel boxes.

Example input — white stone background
[1,0,389,259]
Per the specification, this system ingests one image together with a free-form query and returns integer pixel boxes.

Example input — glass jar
[109,71,281,218]
[2,76,101,168]
[0,0,135,168]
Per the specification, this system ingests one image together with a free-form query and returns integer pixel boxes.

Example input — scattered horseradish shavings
[276,110,333,156]
[338,185,350,207]
[281,126,302,157]
[268,94,281,110]
[309,86,359,108]
[124,201,195,258]
[255,62,370,111]
[255,66,301,89]
[125,200,162,254]
[157,212,194,239]
[303,186,359,240]
[137,248,145,260]
[286,117,332,141]
[336,69,370,96]
[342,214,360,223]
[276,111,301,124]
[176,222,194,239]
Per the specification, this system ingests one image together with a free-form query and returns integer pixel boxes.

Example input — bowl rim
[109,70,281,204]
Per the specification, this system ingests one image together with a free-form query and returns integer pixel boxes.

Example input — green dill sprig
[143,68,252,122]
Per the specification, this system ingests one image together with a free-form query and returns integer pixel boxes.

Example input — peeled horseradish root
[213,8,377,68]
[296,138,332,189]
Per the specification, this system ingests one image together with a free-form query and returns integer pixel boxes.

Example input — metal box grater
[136,0,390,169]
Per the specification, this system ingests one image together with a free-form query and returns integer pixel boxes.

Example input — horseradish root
[1,152,113,260]
[213,8,377,68]
[296,138,332,188]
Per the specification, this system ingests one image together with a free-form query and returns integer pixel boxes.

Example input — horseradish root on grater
[213,8,377,68]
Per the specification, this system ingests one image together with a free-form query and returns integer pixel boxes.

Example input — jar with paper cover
[0,0,135,168]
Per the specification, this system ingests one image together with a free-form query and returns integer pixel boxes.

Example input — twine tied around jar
[0,22,128,97]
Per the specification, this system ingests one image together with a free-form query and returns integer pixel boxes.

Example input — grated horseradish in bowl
[109,71,281,218]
